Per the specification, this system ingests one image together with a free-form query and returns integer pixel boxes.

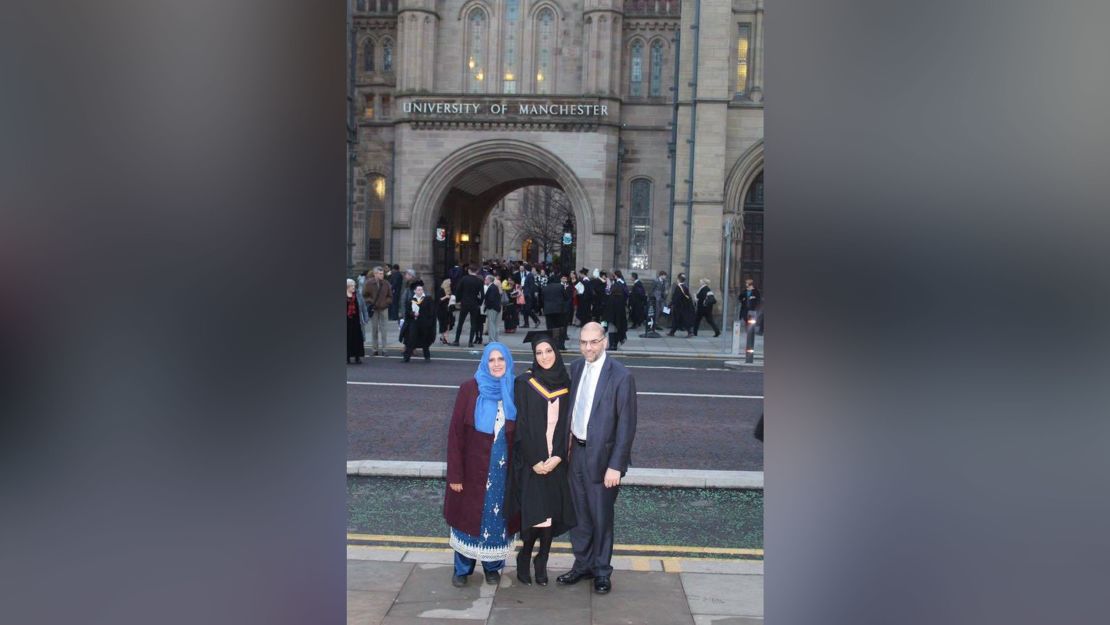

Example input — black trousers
[545,313,566,349]
[522,297,540,326]
[693,306,720,335]
[567,443,619,578]
[454,306,482,344]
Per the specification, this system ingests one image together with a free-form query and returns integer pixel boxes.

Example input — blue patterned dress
[449,401,511,561]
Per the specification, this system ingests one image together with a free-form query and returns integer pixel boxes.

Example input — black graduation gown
[507,373,576,534]
[590,278,606,321]
[670,283,696,331]
[629,280,647,326]
[401,297,436,349]
[575,280,592,325]
[603,283,628,341]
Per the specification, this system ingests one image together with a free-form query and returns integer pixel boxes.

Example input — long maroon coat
[443,379,521,538]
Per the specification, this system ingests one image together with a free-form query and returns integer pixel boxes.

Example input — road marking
[638,391,763,399]
[348,382,457,389]
[346,533,763,556]
[363,346,763,365]
[349,544,762,566]
[361,355,746,372]
[348,382,763,399]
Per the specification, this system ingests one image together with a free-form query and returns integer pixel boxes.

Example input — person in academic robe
[628,272,647,329]
[667,273,697,337]
[401,281,436,362]
[506,335,576,586]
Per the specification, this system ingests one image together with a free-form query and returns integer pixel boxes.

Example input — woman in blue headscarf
[443,343,521,588]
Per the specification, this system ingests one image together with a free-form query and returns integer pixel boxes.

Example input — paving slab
[347,589,396,625]
[487,606,591,625]
[590,578,694,625]
[389,564,496,621]
[349,545,407,561]
[380,617,486,625]
[598,570,686,595]
[348,560,415,592]
[402,550,455,565]
[681,572,763,618]
[692,617,763,625]
[674,559,763,575]
[493,570,591,609]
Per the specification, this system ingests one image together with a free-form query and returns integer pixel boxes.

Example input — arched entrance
[409,139,596,280]
[739,171,764,289]
[723,141,764,296]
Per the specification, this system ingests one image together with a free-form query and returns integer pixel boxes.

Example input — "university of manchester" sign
[402,100,609,118]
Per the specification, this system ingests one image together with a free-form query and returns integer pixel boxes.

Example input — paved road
[347,352,764,471]
[348,476,763,555]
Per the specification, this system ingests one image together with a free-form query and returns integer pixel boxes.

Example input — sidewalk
[348,545,763,625]
[372,319,765,361]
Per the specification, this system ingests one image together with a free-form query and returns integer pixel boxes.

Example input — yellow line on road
[346,533,763,557]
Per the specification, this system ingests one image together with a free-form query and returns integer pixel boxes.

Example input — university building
[347,0,764,301]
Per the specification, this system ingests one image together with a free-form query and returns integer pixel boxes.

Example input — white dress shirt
[571,351,607,440]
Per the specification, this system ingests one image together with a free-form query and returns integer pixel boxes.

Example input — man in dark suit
[518,264,539,328]
[557,322,638,594]
[542,272,570,351]
[480,274,502,342]
[451,265,485,347]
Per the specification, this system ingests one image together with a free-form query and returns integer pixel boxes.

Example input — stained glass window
[630,41,643,97]
[467,10,486,93]
[650,40,664,96]
[536,8,554,94]
[503,0,519,93]
[629,179,652,269]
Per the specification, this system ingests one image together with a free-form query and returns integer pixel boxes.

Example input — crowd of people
[347,259,763,364]
[444,325,638,593]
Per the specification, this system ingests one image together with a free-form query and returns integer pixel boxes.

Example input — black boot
[534,527,553,586]
[516,528,536,585]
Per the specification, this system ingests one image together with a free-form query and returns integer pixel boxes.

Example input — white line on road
[347,381,762,399]
[361,356,738,372]
[348,381,456,389]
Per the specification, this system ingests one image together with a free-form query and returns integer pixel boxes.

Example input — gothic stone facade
[350,0,764,299]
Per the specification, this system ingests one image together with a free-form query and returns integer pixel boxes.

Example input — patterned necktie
[573,362,593,438]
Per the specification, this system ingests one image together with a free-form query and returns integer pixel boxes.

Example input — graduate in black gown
[507,334,576,586]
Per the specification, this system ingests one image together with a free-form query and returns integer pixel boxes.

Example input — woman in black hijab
[507,334,576,586]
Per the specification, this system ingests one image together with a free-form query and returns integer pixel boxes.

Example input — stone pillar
[397,0,438,92]
[750,0,765,102]
[582,0,623,96]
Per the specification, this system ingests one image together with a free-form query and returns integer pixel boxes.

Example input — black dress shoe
[452,574,468,587]
[449,341,460,346]
[556,570,593,585]
[484,570,501,585]
[593,576,611,594]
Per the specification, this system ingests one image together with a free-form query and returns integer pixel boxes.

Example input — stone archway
[723,141,765,295]
[408,139,598,275]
